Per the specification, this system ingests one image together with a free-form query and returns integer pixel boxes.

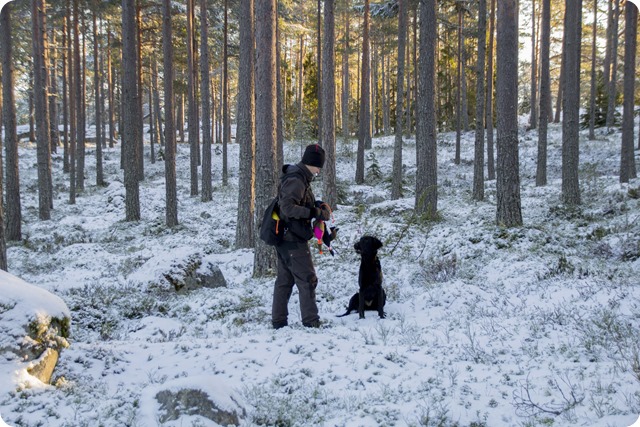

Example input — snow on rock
[0,270,71,393]
[139,377,246,426]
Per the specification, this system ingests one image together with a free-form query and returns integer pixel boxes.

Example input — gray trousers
[272,240,319,326]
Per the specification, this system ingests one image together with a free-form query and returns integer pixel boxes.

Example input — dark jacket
[278,163,316,242]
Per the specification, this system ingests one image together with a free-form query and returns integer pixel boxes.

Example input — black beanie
[301,144,326,168]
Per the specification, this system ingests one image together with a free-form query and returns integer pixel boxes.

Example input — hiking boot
[272,321,288,330]
[302,319,322,328]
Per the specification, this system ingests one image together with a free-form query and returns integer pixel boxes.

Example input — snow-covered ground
[1,121,639,427]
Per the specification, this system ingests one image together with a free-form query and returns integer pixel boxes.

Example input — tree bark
[554,32,565,123]
[74,0,85,192]
[1,4,22,241]
[317,0,323,145]
[496,0,523,227]
[69,0,77,204]
[322,0,337,209]
[355,0,371,184]
[536,0,551,187]
[122,0,141,220]
[392,0,407,200]
[94,11,105,186]
[235,0,256,248]
[455,3,463,165]
[162,0,178,227]
[606,0,620,129]
[32,0,52,220]
[561,0,582,206]
[416,0,438,219]
[588,0,597,140]
[62,12,70,171]
[620,2,638,183]
[201,0,213,202]
[222,0,230,186]
[486,0,496,180]
[473,0,487,201]
[341,9,350,142]
[529,0,538,130]
[253,0,278,277]
[187,0,199,196]
[107,27,116,147]
[48,27,60,154]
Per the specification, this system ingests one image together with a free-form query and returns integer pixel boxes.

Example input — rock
[27,348,59,384]
[155,387,244,425]
[0,270,71,387]
[162,255,228,292]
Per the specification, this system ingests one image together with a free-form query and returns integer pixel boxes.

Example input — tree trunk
[392,0,407,200]
[201,0,213,202]
[455,4,462,165]
[74,0,85,192]
[177,92,184,143]
[317,0,323,144]
[48,27,60,154]
[587,0,597,140]
[32,0,52,220]
[69,0,77,204]
[94,11,105,187]
[135,2,144,181]
[253,0,278,277]
[620,2,638,183]
[162,0,178,227]
[355,0,371,184]
[152,58,164,148]
[149,77,156,164]
[473,0,487,201]
[62,13,70,172]
[606,0,620,129]
[1,3,22,241]
[411,5,418,135]
[554,32,565,123]
[107,28,116,147]
[122,0,141,221]
[529,0,538,130]
[416,0,438,219]
[561,0,582,206]
[322,0,337,210]
[187,0,198,196]
[603,0,613,101]
[235,0,256,248]
[276,12,284,171]
[496,0,523,227]
[223,0,230,186]
[486,0,496,180]
[342,9,350,142]
[460,8,469,133]
[536,0,551,187]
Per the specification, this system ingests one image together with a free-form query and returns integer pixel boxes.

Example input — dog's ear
[374,237,383,250]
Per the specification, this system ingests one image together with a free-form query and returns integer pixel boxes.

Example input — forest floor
[1,121,640,427]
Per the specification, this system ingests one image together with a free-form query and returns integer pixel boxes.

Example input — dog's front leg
[377,287,386,319]
[358,292,365,319]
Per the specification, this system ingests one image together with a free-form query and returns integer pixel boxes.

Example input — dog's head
[354,235,383,257]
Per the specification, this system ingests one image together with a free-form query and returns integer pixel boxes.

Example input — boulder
[140,378,246,426]
[156,388,243,425]
[150,253,228,292]
[0,270,71,387]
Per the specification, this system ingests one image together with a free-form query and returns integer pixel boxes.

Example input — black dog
[337,235,386,319]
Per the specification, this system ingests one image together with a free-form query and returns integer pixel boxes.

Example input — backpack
[259,197,284,246]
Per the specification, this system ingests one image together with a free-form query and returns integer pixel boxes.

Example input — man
[272,144,331,329]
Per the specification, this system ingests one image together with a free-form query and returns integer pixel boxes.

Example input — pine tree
[496,0,523,226]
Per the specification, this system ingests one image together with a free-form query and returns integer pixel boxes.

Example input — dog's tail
[335,311,352,317]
